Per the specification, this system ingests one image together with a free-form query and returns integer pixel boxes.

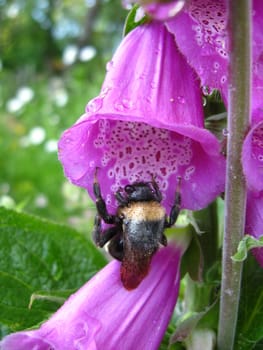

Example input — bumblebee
[92,170,181,290]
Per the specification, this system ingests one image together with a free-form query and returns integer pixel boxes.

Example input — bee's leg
[92,214,119,247]
[93,168,117,224]
[108,233,124,261]
[151,174,162,202]
[160,233,167,246]
[165,177,181,228]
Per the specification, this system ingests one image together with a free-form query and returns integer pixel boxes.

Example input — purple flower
[242,115,263,266]
[165,0,229,101]
[242,116,263,193]
[246,192,263,267]
[58,21,225,213]
[165,0,263,104]
[0,243,185,350]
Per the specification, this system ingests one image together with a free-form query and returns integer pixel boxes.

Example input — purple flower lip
[0,243,186,350]
[58,21,226,213]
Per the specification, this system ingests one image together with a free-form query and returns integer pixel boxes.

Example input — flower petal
[0,243,184,350]
[252,0,263,113]
[58,22,225,212]
[246,191,263,267]
[242,120,263,192]
[166,0,229,101]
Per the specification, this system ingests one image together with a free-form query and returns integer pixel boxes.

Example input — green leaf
[180,231,204,282]
[235,255,263,349]
[123,4,149,37]
[0,207,107,336]
[170,300,218,345]
[232,235,263,262]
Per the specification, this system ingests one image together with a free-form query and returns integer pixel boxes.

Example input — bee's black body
[92,171,181,290]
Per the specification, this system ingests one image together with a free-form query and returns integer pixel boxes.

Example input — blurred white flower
[79,46,96,62]
[62,45,78,65]
[44,139,58,153]
[34,194,49,208]
[17,86,34,103]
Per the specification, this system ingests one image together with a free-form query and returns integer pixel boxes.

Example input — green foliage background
[0,0,126,226]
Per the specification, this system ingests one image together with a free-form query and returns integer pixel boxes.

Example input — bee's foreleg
[93,168,117,224]
[165,178,181,228]
[92,214,119,247]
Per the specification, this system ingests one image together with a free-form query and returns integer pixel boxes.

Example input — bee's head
[124,182,157,202]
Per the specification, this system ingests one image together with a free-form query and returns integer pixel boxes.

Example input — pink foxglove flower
[243,113,263,266]
[0,243,185,350]
[166,0,263,105]
[58,21,225,214]
[165,0,229,101]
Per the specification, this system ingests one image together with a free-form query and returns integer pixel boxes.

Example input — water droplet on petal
[114,102,125,112]
[86,97,103,113]
[122,98,134,110]
[202,85,213,96]
[177,96,185,104]
[101,86,111,97]
[222,128,229,137]
[106,60,114,71]
[150,81,157,89]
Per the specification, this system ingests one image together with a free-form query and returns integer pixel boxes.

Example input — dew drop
[222,128,229,137]
[106,60,114,71]
[202,85,213,96]
[122,98,134,110]
[177,95,185,104]
[150,81,157,89]
[114,102,125,112]
[258,154,263,162]
[86,97,103,113]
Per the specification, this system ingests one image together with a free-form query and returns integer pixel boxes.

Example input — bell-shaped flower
[58,21,225,213]
[242,111,263,267]
[165,0,229,101]
[0,243,186,350]
[165,0,263,106]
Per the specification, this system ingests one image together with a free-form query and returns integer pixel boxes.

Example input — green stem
[217,1,252,349]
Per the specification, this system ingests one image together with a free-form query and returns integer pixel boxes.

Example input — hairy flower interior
[189,0,227,59]
[93,119,197,204]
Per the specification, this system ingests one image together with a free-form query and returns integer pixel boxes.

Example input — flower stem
[217,1,252,349]
[218,0,251,350]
